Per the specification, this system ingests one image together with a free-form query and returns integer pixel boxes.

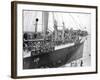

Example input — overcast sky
[23,10,91,34]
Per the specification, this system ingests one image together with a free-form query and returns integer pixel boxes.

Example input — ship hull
[23,42,84,69]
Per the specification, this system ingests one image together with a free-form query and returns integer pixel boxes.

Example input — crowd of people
[51,28,88,45]
[23,28,88,56]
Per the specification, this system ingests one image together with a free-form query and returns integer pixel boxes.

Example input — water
[82,35,91,66]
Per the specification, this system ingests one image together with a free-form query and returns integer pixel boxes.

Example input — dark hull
[23,42,84,69]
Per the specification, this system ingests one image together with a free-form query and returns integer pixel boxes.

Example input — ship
[23,11,88,69]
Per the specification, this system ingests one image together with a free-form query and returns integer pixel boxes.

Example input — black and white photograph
[23,10,91,69]
[11,1,97,78]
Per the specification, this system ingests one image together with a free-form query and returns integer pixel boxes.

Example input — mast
[52,12,58,41]
[42,11,49,39]
[62,21,65,43]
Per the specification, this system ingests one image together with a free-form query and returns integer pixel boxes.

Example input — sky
[23,10,91,34]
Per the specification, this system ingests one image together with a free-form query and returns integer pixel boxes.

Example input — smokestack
[42,11,49,39]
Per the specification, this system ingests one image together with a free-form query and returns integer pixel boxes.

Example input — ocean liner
[23,11,88,69]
